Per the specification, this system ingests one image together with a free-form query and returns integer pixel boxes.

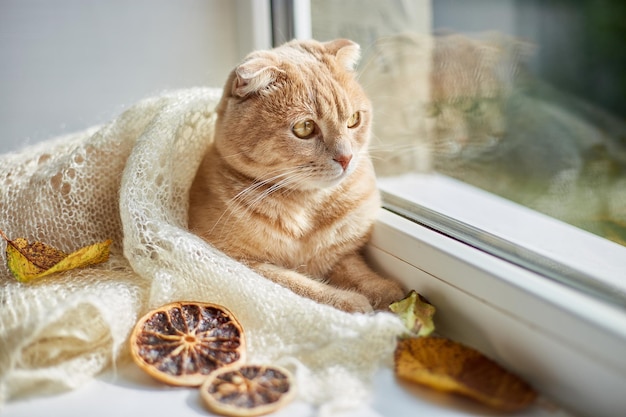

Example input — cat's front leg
[249,261,373,313]
[327,253,405,311]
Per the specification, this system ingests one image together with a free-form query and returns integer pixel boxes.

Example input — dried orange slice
[395,337,537,412]
[200,364,296,417]
[129,301,245,386]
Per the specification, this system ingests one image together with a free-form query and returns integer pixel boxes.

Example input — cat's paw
[329,291,373,313]
[365,280,406,311]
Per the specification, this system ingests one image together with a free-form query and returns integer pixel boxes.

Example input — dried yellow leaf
[1,229,111,282]
[389,290,436,337]
[395,337,537,412]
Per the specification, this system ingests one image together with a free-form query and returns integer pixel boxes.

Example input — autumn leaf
[389,290,436,337]
[395,337,537,412]
[0,229,111,283]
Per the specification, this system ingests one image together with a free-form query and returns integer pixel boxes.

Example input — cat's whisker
[215,179,297,238]
[206,170,291,235]
[220,151,249,159]
[242,167,323,214]
[229,167,303,201]
[211,168,307,237]
[243,170,308,208]
[244,168,305,197]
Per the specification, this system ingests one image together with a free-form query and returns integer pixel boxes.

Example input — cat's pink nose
[334,154,352,170]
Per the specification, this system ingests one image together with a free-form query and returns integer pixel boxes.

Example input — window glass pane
[311,0,626,305]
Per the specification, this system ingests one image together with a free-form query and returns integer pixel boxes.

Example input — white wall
[0,0,241,153]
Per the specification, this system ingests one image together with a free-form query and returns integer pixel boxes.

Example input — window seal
[381,189,626,309]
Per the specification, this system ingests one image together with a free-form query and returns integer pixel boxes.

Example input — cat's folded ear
[232,53,284,98]
[324,39,361,71]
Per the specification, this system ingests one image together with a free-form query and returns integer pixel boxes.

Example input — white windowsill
[1,360,570,417]
[369,173,626,417]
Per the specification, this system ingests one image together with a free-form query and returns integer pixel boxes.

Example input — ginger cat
[188,39,405,312]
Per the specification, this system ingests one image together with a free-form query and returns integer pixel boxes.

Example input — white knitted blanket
[0,87,405,413]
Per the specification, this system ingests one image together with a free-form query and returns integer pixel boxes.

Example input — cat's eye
[347,112,361,128]
[292,119,316,139]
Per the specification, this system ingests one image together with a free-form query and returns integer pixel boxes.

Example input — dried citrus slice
[200,364,296,417]
[395,337,537,412]
[129,301,245,386]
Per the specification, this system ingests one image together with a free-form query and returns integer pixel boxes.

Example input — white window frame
[368,175,626,416]
[235,0,273,55]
